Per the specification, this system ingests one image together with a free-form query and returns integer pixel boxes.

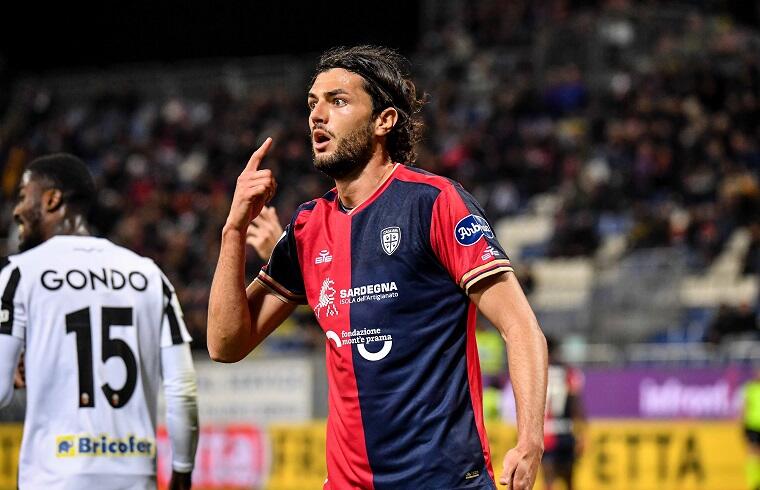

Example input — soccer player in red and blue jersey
[208,45,548,490]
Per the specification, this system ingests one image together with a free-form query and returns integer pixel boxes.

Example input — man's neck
[334,151,396,210]
[47,214,91,239]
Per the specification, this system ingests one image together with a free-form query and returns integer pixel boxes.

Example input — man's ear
[43,189,64,213]
[375,107,399,136]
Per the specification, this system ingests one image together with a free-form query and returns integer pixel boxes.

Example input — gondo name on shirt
[40,268,148,292]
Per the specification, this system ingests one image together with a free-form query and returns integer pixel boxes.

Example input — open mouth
[312,129,332,151]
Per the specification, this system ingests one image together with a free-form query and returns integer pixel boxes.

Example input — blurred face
[308,68,376,179]
[13,171,47,252]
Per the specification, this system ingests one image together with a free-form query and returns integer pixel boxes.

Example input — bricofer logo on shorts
[455,215,494,246]
[339,282,399,305]
[55,434,155,458]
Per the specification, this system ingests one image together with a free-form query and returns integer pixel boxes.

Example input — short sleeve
[256,216,306,304]
[0,258,26,341]
[430,184,513,294]
[160,271,193,348]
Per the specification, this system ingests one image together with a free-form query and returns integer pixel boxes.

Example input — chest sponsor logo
[325,328,393,361]
[315,278,339,318]
[481,245,501,261]
[381,226,401,255]
[455,214,494,246]
[56,434,155,458]
[339,282,398,305]
[315,249,333,264]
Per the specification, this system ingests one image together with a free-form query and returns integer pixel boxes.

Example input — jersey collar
[339,163,401,216]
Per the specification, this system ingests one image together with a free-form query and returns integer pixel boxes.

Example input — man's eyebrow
[308,89,350,99]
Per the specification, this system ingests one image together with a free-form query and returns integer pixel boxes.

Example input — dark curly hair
[27,153,96,215]
[312,45,426,164]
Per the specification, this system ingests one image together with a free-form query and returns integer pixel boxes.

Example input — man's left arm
[0,259,25,407]
[161,343,199,490]
[158,272,198,489]
[0,336,23,407]
[469,272,547,490]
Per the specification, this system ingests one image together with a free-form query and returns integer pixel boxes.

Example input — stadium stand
[0,0,758,364]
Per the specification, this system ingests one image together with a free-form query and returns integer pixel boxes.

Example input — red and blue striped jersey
[257,164,512,489]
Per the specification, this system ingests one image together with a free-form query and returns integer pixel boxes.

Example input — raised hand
[226,137,276,232]
[246,206,284,261]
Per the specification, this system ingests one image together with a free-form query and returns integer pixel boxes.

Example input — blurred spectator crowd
[1,0,758,349]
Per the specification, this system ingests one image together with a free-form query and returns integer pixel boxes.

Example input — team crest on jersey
[381,226,401,255]
[315,278,338,318]
[455,215,494,246]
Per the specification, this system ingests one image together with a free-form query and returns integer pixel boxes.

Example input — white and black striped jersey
[0,235,193,488]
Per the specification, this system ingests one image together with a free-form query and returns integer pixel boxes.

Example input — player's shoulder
[102,240,164,274]
[0,256,11,277]
[2,240,50,269]
[45,235,160,273]
[395,164,461,192]
[0,247,40,283]
[288,188,339,224]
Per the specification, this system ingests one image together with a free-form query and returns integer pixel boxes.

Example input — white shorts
[20,474,156,490]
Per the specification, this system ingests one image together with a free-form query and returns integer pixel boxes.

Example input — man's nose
[310,100,328,125]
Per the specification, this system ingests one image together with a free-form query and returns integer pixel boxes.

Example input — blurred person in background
[705,302,758,344]
[208,45,547,490]
[542,336,586,490]
[742,369,760,490]
[0,154,198,489]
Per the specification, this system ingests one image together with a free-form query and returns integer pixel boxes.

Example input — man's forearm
[469,273,547,488]
[161,344,199,472]
[0,337,22,407]
[469,273,548,447]
[207,225,253,362]
[505,321,547,449]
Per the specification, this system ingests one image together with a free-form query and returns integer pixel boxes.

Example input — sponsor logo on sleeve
[481,245,501,261]
[381,226,401,255]
[455,215,494,246]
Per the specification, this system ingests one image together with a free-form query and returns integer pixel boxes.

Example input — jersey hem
[460,260,513,293]
[459,260,514,294]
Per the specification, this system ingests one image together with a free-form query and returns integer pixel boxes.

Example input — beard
[17,209,45,252]
[312,121,375,180]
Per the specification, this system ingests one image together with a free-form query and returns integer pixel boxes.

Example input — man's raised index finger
[245,137,273,171]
